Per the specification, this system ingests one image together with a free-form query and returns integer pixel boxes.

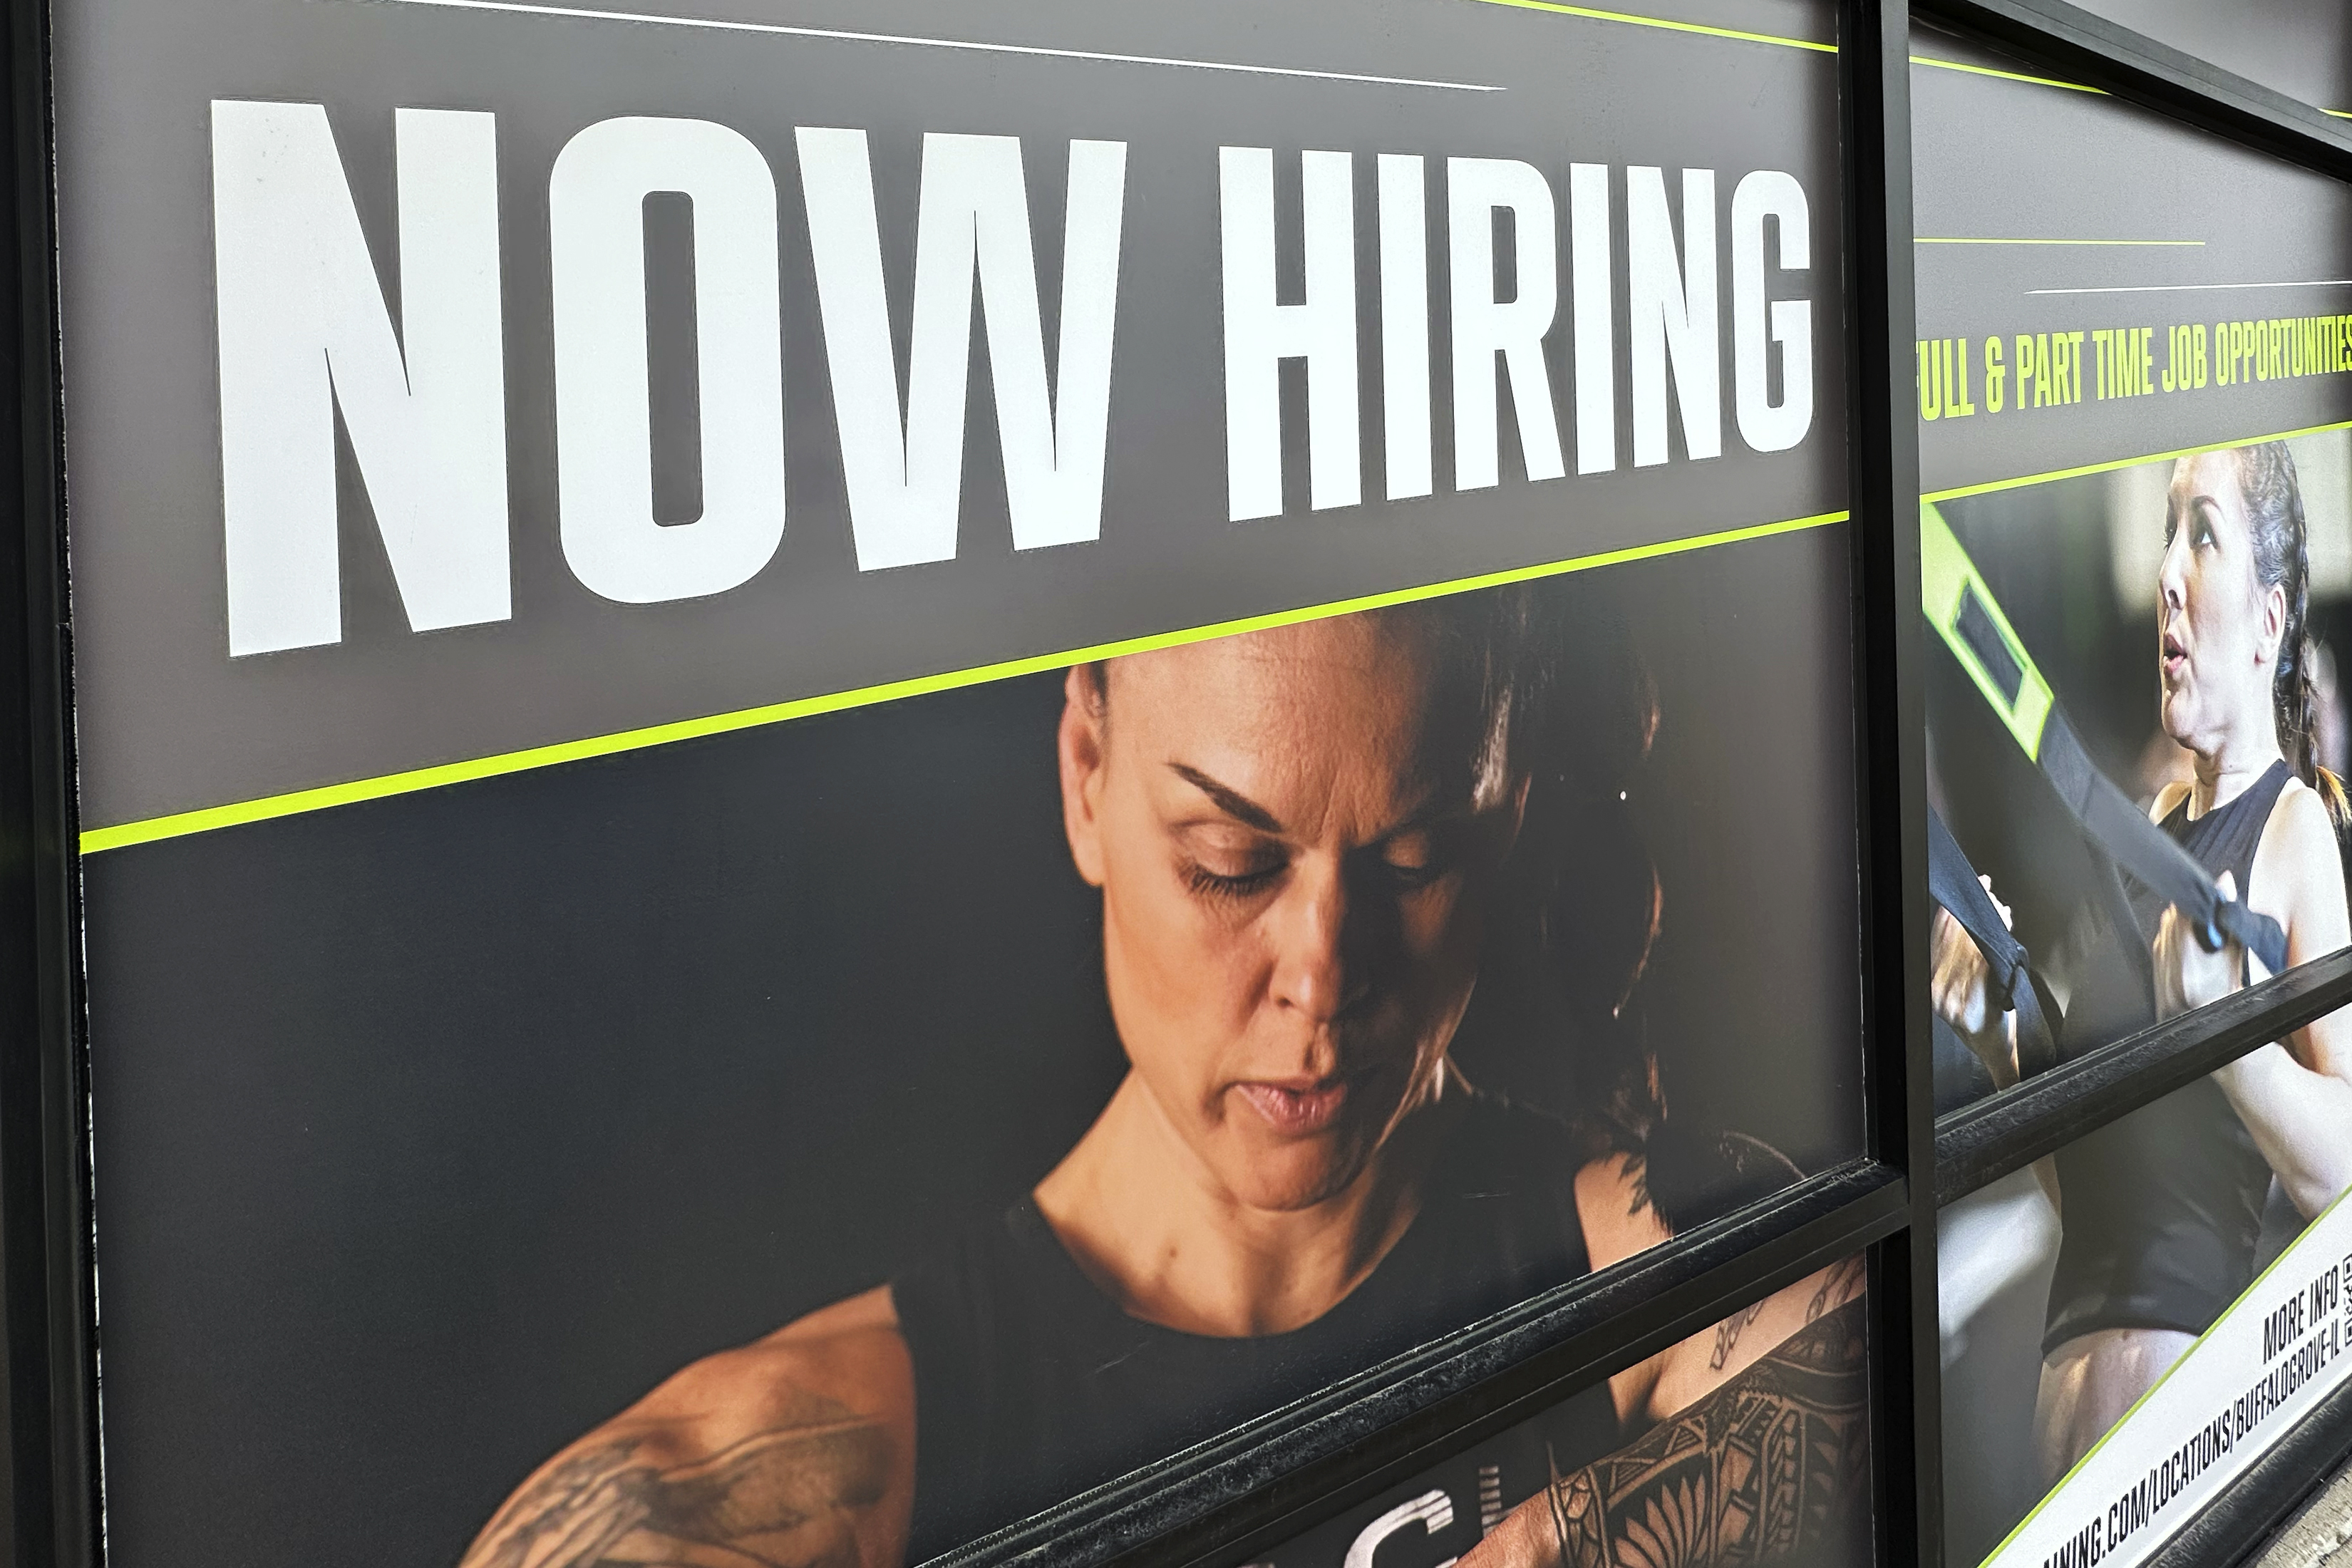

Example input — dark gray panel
[54,0,1847,830]
[1912,29,2352,492]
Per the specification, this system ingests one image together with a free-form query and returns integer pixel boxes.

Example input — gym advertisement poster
[53,1,1882,1567]
[1913,26,2352,1568]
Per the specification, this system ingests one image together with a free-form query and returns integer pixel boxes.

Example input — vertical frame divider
[0,0,97,1565]
[1839,1,1939,1564]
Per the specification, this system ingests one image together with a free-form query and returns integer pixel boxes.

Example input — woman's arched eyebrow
[1167,763,1283,832]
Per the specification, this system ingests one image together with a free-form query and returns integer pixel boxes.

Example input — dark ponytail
[2234,441,2352,870]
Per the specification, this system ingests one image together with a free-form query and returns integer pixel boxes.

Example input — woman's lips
[2162,632,2187,684]
[1234,1078,1350,1135]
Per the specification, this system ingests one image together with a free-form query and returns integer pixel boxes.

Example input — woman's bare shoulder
[1573,1150,1671,1272]
[2255,778,2349,932]
[460,1284,917,1568]
[641,1284,910,1430]
[2266,773,2335,843]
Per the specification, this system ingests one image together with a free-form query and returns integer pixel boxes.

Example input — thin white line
[348,0,1507,91]
[2028,279,2352,296]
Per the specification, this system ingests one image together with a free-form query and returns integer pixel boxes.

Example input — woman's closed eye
[1366,831,1458,893]
[1177,833,1288,902]
[1184,859,1284,901]
[1170,822,1466,904]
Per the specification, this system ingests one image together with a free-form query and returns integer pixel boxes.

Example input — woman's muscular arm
[1527,1156,1870,1564]
[460,1287,917,1568]
[1465,1295,1870,1568]
[2160,784,2352,1217]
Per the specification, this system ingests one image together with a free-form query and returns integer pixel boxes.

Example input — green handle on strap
[1921,501,2054,762]
[1920,500,2291,975]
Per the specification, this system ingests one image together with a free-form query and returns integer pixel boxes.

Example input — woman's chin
[2158,698,2201,751]
[1210,1133,1366,1212]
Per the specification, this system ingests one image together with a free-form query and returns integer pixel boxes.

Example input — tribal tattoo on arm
[1543,1297,1869,1568]
[1804,1257,1867,1325]
[460,1390,894,1568]
[1707,1303,1765,1372]
[1708,1252,1862,1386]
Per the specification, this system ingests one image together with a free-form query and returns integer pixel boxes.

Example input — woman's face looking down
[1057,613,1526,1214]
[2160,450,2286,757]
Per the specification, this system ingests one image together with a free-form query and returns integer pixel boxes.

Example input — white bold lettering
[1731,169,1812,453]
[1219,147,1359,521]
[550,116,785,604]
[800,130,1127,568]
[1448,157,1564,491]
[1628,166,1721,465]
[1569,162,1615,475]
[1343,1490,1456,1568]
[1378,153,1432,502]
[211,101,507,655]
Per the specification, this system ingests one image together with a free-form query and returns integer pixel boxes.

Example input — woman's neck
[1032,1070,1457,1338]
[2189,722,2284,817]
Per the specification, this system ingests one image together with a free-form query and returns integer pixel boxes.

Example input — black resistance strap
[1932,1016,1998,1114]
[1929,808,2060,1081]
[1922,502,2289,979]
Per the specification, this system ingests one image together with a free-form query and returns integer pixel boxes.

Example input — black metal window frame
[1,3,2349,1567]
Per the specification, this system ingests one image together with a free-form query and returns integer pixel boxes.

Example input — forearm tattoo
[460,1392,892,1568]
[1708,1303,1765,1371]
[1805,1257,1867,1325]
[1545,1299,1869,1567]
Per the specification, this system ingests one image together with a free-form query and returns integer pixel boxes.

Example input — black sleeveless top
[2045,759,2293,1349]
[890,1094,1616,1557]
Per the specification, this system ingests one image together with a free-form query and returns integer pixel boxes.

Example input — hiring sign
[56,0,1844,846]
[208,105,1815,655]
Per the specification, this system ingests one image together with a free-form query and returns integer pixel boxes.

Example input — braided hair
[2232,441,2352,865]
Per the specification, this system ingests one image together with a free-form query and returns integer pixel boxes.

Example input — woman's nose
[1268,863,1360,1023]
[2158,527,2189,606]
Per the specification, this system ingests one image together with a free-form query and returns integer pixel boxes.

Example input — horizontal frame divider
[1935,949,2352,1206]
[930,1160,1909,1568]
[1914,0,2352,183]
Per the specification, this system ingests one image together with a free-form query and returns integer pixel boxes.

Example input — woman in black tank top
[2033,442,2352,1482]
[458,594,1872,1568]
[897,598,1865,1557]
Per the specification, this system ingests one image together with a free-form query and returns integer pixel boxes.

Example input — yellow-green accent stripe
[1461,0,1835,53]
[1914,237,2202,247]
[1920,502,2054,759]
[1909,53,2103,94]
[1922,416,2352,505]
[78,508,1849,855]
